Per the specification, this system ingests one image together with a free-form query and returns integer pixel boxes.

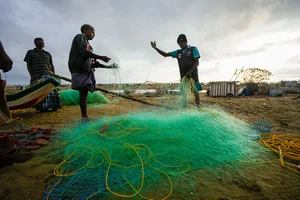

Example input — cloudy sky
[1,0,300,85]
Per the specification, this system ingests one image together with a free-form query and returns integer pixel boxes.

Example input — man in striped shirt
[24,38,62,112]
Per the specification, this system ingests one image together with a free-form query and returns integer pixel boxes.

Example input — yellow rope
[259,133,300,171]
[259,133,300,161]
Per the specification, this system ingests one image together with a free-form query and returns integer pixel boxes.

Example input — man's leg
[192,84,200,106]
[194,91,200,106]
[0,80,11,122]
[193,81,202,106]
[79,87,88,118]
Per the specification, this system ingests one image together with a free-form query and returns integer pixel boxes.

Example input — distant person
[151,34,202,107]
[24,38,62,112]
[0,41,33,168]
[0,41,12,122]
[68,24,118,123]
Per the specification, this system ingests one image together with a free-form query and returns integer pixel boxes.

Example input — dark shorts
[71,69,96,92]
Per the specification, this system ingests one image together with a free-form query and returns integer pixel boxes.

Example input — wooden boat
[0,77,60,125]
[6,77,60,110]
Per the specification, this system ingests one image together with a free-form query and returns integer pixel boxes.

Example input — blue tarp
[238,88,251,96]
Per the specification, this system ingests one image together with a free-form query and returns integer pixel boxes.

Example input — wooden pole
[234,66,244,82]
[51,73,174,109]
[230,68,237,81]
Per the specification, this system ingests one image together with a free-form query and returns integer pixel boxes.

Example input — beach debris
[0,128,58,152]
[252,121,272,133]
[26,144,40,150]
[35,138,49,145]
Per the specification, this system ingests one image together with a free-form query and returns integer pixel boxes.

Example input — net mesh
[44,107,267,199]
[58,90,109,106]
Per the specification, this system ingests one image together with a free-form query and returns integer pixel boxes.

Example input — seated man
[24,38,62,112]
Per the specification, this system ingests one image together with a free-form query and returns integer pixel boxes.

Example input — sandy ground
[0,93,300,200]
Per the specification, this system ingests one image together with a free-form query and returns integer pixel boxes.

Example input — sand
[0,93,300,200]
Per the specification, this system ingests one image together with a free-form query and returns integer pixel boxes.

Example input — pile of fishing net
[44,107,269,199]
[59,90,109,106]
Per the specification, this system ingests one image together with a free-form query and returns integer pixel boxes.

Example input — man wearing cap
[151,34,202,107]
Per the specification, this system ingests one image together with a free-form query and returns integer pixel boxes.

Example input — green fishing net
[58,90,109,106]
[45,107,266,199]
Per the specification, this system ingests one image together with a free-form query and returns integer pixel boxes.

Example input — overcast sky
[1,0,300,85]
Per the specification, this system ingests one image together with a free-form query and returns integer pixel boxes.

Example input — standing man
[0,41,13,123]
[151,34,202,107]
[24,38,62,112]
[0,41,33,167]
[68,24,117,123]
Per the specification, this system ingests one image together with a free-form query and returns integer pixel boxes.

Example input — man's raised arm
[150,41,171,57]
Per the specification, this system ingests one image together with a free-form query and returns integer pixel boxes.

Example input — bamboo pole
[51,73,174,109]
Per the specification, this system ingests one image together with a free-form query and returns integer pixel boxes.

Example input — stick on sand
[51,73,174,109]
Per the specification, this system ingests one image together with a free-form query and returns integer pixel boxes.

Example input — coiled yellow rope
[259,133,300,173]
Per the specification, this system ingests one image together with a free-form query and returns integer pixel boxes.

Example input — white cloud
[1,0,300,85]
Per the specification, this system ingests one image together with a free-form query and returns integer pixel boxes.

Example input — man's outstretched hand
[100,56,111,63]
[110,63,119,68]
[151,41,157,49]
